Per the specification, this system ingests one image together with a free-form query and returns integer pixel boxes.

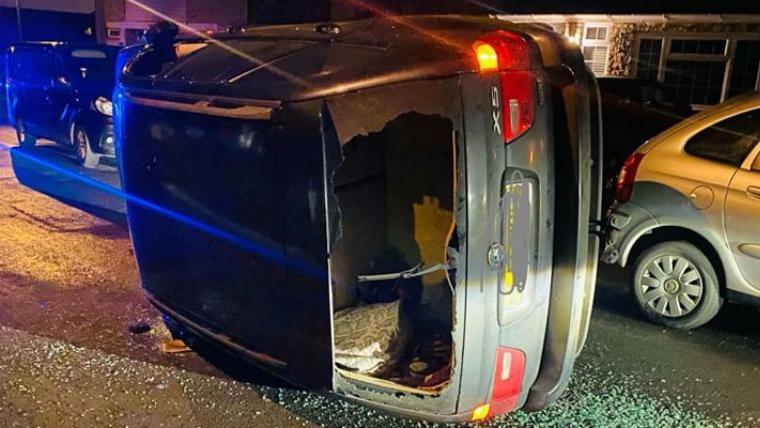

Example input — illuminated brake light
[474,31,535,144]
[616,152,645,203]
[473,31,531,72]
[490,347,526,416]
[475,43,499,72]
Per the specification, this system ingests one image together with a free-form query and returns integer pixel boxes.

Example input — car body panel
[325,78,466,417]
[118,95,333,388]
[5,42,117,157]
[725,168,760,289]
[122,16,553,103]
[116,15,600,422]
[604,93,760,302]
[597,76,693,211]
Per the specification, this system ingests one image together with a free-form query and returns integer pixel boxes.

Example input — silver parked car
[603,93,760,329]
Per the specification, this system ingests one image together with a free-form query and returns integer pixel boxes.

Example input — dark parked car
[598,77,694,211]
[5,42,119,168]
[116,17,601,422]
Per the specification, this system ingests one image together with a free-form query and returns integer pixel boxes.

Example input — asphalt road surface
[0,126,758,428]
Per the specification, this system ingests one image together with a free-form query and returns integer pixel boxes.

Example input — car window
[71,49,108,59]
[684,109,760,166]
[73,59,116,83]
[11,50,50,85]
[69,51,117,84]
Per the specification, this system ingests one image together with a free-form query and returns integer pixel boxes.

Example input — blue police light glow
[4,145,327,281]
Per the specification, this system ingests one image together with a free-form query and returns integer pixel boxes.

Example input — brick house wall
[104,0,246,45]
[186,0,246,27]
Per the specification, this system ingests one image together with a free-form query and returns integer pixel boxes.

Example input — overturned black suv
[115,16,601,422]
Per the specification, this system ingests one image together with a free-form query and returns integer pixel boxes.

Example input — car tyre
[73,124,99,168]
[16,120,37,148]
[632,241,721,330]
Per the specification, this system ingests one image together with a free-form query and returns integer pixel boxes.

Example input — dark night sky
[377,0,760,15]
[484,0,760,14]
[250,0,760,24]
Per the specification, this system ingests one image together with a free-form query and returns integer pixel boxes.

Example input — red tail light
[499,72,535,143]
[473,31,535,144]
[473,31,531,71]
[616,152,645,203]
[489,346,526,416]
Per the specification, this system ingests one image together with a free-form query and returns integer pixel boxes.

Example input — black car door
[10,49,50,134]
[45,52,74,141]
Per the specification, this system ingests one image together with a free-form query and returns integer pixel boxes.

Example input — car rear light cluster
[473,31,535,144]
[615,152,645,203]
[471,346,527,421]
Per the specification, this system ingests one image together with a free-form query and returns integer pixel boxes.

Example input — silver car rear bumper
[602,201,659,266]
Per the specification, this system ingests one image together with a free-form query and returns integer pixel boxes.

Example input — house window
[670,39,727,55]
[727,40,760,98]
[635,34,760,106]
[582,25,609,75]
[583,46,608,74]
[107,28,122,39]
[585,26,608,41]
[636,38,663,80]
[664,59,726,105]
[664,37,729,105]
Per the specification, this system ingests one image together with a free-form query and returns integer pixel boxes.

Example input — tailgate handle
[126,94,273,120]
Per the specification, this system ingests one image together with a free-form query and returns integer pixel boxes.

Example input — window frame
[634,32,760,108]
[726,39,760,99]
[748,148,760,172]
[744,136,760,172]
[633,36,665,81]
[582,23,611,75]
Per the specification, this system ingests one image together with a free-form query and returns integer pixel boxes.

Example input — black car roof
[122,15,553,102]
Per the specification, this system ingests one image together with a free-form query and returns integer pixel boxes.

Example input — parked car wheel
[632,241,722,330]
[15,120,37,148]
[73,124,99,168]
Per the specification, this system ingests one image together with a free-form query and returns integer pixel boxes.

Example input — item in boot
[334,300,411,375]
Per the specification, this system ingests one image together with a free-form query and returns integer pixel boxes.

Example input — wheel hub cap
[638,254,704,318]
[663,279,680,294]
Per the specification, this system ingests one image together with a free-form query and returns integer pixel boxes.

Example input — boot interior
[329,112,459,394]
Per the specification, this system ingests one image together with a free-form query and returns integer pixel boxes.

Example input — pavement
[0,125,758,427]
